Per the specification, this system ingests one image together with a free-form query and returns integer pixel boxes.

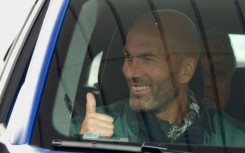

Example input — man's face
[122,29,178,112]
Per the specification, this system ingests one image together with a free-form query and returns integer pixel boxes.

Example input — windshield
[33,0,245,150]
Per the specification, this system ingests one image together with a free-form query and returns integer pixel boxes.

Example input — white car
[0,0,245,152]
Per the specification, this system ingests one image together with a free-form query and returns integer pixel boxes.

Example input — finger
[88,113,114,123]
[98,129,114,137]
[86,92,96,114]
[81,127,114,137]
[86,117,114,130]
[81,124,114,137]
[80,118,114,136]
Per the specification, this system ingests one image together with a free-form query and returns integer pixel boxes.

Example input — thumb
[86,92,96,114]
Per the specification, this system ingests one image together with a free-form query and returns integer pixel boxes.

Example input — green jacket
[70,100,245,147]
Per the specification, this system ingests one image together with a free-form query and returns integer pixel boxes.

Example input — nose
[123,57,142,79]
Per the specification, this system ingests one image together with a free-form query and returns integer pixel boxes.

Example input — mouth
[130,85,151,110]
[131,85,150,92]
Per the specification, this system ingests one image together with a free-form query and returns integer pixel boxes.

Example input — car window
[33,0,245,150]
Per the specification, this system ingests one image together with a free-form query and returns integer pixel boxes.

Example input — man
[70,9,245,146]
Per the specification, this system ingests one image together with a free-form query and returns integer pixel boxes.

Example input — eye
[142,56,152,61]
[140,55,155,62]
[124,51,131,59]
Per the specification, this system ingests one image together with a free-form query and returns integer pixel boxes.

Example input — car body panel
[6,0,69,145]
[0,0,46,103]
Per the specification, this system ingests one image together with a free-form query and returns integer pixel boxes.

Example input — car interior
[31,0,245,150]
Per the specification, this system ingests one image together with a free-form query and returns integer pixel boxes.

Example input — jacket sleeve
[69,115,83,136]
[204,112,245,147]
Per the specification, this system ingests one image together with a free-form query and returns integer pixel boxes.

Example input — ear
[178,57,197,84]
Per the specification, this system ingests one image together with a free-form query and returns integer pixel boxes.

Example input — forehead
[125,27,164,55]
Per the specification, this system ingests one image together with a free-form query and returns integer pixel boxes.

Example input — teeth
[132,86,150,91]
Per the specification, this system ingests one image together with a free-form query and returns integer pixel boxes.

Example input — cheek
[149,62,170,78]
[146,67,167,81]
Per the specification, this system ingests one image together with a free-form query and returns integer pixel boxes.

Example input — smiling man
[121,11,200,126]
[70,9,245,146]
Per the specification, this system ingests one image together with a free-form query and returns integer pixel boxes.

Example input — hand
[80,93,114,137]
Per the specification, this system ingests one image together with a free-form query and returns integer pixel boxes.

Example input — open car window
[33,0,245,151]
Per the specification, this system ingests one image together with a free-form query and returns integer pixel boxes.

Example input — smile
[132,85,150,91]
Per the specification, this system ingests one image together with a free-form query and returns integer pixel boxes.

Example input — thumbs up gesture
[80,93,114,137]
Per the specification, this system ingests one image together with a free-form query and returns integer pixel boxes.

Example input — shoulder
[205,106,245,131]
[213,110,245,132]
[197,97,245,131]
[203,106,245,146]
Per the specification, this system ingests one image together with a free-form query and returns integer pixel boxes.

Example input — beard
[129,76,179,113]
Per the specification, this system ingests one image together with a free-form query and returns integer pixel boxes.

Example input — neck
[155,91,189,124]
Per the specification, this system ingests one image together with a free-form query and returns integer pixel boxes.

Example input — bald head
[127,9,201,59]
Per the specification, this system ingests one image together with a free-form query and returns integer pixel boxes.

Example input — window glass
[34,0,245,149]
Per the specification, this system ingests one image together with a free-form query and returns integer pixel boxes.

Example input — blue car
[1,0,245,152]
